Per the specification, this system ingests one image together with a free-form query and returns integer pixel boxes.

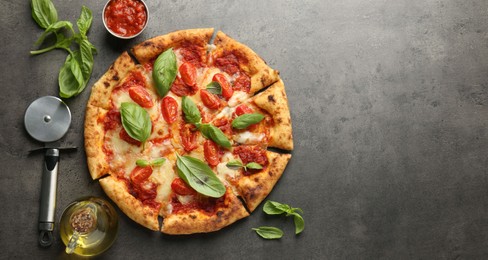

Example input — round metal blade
[24,96,71,143]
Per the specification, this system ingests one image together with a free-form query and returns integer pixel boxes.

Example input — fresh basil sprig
[30,1,96,98]
[181,97,232,148]
[120,102,152,144]
[152,48,177,97]
[226,160,263,171]
[206,81,222,95]
[175,154,226,198]
[263,200,305,234]
[231,113,265,129]
[252,227,284,239]
[31,0,58,29]
[136,158,166,167]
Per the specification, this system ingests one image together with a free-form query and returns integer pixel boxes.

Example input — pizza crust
[211,31,280,94]
[161,189,249,234]
[253,79,294,150]
[99,176,160,231]
[88,52,136,110]
[84,105,109,180]
[131,28,215,64]
[235,151,291,212]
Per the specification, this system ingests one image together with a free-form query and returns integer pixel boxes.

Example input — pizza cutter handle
[38,148,59,247]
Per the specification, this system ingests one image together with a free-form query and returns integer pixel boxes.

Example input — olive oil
[59,197,118,256]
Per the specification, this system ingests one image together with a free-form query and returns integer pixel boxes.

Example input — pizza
[84,28,293,234]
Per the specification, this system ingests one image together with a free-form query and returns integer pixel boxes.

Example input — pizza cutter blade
[24,96,71,247]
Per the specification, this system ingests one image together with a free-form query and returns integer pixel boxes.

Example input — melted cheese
[177,195,194,205]
[228,91,250,107]
[233,131,265,144]
[151,161,176,203]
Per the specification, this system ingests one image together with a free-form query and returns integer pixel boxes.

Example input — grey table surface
[2,0,488,259]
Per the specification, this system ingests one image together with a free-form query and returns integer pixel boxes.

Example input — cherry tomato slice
[119,128,141,146]
[129,86,154,108]
[212,73,233,100]
[179,62,197,87]
[130,166,153,185]
[161,96,178,124]
[204,140,220,167]
[171,178,196,195]
[235,104,254,116]
[180,123,198,152]
[200,89,220,109]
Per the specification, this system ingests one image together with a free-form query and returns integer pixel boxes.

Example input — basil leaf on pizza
[182,96,201,124]
[199,124,231,148]
[246,162,263,170]
[206,81,222,95]
[136,158,166,167]
[252,227,284,239]
[226,160,262,171]
[152,48,177,97]
[226,160,244,169]
[231,113,265,129]
[120,102,152,144]
[175,154,226,198]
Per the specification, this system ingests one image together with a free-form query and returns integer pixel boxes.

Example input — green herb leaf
[182,96,201,124]
[120,102,152,144]
[263,200,291,215]
[31,0,58,29]
[206,81,222,95]
[231,113,265,129]
[136,159,150,167]
[226,160,244,169]
[78,39,94,92]
[59,53,84,98]
[152,48,177,97]
[151,158,166,167]
[175,154,226,198]
[246,162,263,170]
[34,20,74,46]
[199,124,231,149]
[252,227,284,239]
[291,213,305,234]
[76,6,92,36]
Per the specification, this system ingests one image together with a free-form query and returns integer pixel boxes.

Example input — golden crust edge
[99,176,160,231]
[84,104,109,180]
[131,28,215,64]
[212,31,280,94]
[252,79,294,150]
[161,189,249,234]
[236,151,291,212]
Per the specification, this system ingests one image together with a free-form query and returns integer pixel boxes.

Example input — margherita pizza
[84,28,293,234]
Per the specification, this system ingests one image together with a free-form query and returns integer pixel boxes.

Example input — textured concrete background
[1,0,488,259]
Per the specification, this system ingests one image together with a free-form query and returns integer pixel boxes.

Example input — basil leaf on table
[231,113,265,129]
[34,20,74,46]
[78,39,94,87]
[31,0,58,29]
[198,124,231,149]
[206,81,222,95]
[291,212,305,234]
[182,96,201,124]
[252,227,284,239]
[176,154,226,198]
[152,48,177,97]
[263,200,292,215]
[76,6,92,36]
[59,53,84,98]
[120,102,152,144]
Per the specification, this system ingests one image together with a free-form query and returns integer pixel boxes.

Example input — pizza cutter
[24,96,72,247]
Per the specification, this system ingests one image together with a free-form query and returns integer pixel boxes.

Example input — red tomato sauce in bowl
[103,0,148,38]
